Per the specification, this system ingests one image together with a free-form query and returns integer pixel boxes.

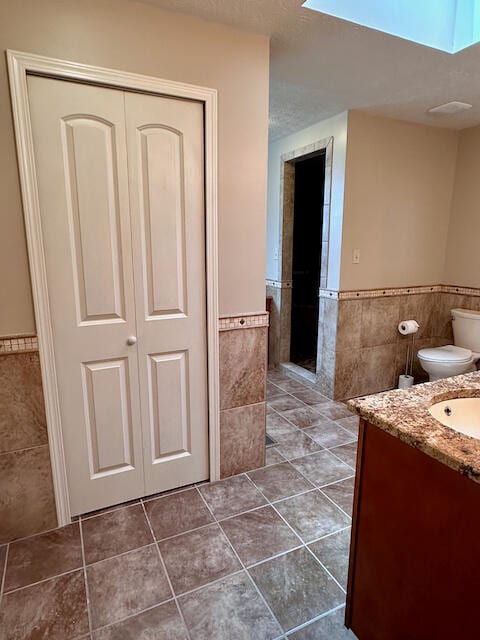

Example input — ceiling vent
[428,101,473,115]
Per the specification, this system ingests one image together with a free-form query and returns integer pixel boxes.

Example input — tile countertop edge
[347,371,480,484]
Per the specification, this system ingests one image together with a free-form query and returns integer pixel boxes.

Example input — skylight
[303,0,480,53]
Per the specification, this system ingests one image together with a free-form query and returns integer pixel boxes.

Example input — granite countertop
[348,371,480,484]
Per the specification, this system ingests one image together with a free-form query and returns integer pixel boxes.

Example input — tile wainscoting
[267,283,480,402]
[0,315,268,543]
[219,314,268,478]
[0,351,57,544]
[334,285,480,399]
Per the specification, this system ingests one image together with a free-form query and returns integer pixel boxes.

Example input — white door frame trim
[7,49,220,526]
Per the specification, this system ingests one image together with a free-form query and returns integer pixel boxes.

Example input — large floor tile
[266,413,298,438]
[275,431,323,460]
[291,389,330,406]
[82,504,153,564]
[275,491,350,543]
[267,381,285,399]
[304,420,355,448]
[336,416,360,436]
[4,523,82,592]
[329,442,358,469]
[87,544,171,629]
[291,451,354,487]
[317,402,352,421]
[288,607,356,639]
[248,462,313,501]
[159,523,241,594]
[321,478,355,516]
[144,488,214,540]
[265,447,286,466]
[0,570,88,640]
[179,570,282,640]
[309,528,351,589]
[220,506,300,565]
[93,600,189,640]
[271,379,307,394]
[280,407,325,429]
[268,395,305,412]
[249,548,344,632]
[199,475,267,519]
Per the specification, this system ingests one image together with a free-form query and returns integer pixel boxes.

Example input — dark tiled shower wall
[0,352,57,543]
[334,291,480,400]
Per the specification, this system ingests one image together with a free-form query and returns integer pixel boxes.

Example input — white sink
[429,397,480,439]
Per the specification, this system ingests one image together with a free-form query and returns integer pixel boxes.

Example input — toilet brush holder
[398,374,414,390]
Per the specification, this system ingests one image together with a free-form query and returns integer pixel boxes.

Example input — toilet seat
[418,344,472,364]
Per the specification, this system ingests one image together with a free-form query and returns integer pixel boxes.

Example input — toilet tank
[451,308,480,353]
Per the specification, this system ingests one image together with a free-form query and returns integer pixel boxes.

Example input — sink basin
[429,397,480,439]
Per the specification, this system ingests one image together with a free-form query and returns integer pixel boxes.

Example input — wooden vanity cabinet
[346,419,480,639]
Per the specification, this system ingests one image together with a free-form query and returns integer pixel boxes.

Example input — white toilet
[418,308,480,381]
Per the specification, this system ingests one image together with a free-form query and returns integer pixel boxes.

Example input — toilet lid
[419,345,472,363]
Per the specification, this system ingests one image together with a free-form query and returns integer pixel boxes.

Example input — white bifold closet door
[27,76,209,515]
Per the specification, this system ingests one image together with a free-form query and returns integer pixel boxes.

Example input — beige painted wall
[443,124,480,288]
[340,111,458,290]
[0,0,269,336]
[267,112,348,290]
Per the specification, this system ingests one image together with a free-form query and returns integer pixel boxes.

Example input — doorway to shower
[290,152,325,372]
[268,136,333,382]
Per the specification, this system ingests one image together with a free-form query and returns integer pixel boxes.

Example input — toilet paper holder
[398,319,419,389]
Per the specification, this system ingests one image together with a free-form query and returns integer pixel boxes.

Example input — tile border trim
[218,313,269,331]
[1,316,271,347]
[319,284,480,301]
[0,335,38,354]
[266,279,293,289]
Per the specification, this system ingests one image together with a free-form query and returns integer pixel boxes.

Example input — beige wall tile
[360,297,400,347]
[220,402,266,478]
[357,344,397,396]
[219,327,267,410]
[0,352,47,454]
[0,445,57,543]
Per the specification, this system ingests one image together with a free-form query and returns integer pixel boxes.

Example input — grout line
[148,520,215,544]
[304,525,351,547]
[284,603,347,637]
[246,473,348,607]
[2,565,84,596]
[78,519,94,636]
[141,483,197,504]
[0,544,9,606]
[1,522,66,545]
[140,501,194,640]
[196,482,286,636]
[80,500,142,522]
[83,541,158,569]
[89,598,176,636]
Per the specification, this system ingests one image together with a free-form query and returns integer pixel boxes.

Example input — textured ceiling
[139,0,480,140]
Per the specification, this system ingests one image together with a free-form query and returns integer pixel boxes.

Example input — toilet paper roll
[398,320,419,335]
[398,374,414,389]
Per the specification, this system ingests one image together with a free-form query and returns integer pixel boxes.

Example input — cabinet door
[125,91,209,495]
[27,76,144,515]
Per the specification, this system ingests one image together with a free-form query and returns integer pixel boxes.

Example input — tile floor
[0,371,358,640]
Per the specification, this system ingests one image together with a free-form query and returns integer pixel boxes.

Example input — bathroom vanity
[346,372,480,640]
